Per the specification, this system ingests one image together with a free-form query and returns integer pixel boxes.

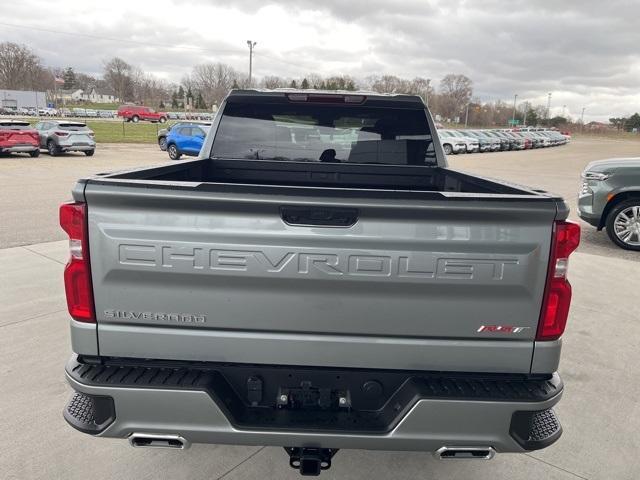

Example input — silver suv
[34,120,96,156]
[578,158,640,250]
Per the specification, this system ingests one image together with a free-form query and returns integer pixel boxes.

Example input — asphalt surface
[1,138,639,479]
[1,137,639,262]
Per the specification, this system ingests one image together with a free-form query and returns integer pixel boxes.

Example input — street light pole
[580,107,586,133]
[511,93,518,126]
[464,102,470,128]
[523,101,528,127]
[425,78,431,107]
[246,40,257,87]
[546,92,552,121]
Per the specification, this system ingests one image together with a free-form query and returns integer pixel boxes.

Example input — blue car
[166,123,209,160]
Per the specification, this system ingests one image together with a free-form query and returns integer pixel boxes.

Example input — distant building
[0,89,47,110]
[83,88,118,103]
[57,88,118,104]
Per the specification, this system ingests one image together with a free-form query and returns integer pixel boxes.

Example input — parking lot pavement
[0,240,638,480]
[0,143,167,248]
[448,136,640,263]
[1,137,638,261]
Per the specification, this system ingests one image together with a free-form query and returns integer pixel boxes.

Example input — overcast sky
[2,0,639,121]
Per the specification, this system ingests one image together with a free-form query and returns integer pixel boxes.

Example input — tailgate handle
[280,206,358,227]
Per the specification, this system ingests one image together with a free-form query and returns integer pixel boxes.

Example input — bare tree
[103,57,133,102]
[0,42,45,90]
[188,63,241,107]
[438,74,473,119]
[260,75,287,89]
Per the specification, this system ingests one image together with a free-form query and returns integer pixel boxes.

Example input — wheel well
[600,191,640,229]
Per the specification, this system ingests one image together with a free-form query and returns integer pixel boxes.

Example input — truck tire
[132,115,140,123]
[605,199,640,251]
[167,144,181,160]
[47,140,60,157]
[29,149,40,158]
[159,116,167,123]
[443,143,453,155]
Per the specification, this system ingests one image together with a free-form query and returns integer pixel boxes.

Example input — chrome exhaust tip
[128,433,190,450]
[436,446,496,460]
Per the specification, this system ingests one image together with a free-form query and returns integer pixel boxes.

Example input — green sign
[508,119,520,125]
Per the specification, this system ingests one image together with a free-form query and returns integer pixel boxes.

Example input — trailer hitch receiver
[284,447,339,476]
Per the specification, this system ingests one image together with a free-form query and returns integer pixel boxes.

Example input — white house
[58,88,118,104]
[83,88,118,103]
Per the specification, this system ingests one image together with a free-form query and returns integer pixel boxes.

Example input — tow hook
[284,447,339,476]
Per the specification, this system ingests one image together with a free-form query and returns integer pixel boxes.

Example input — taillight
[537,220,581,340]
[60,202,95,323]
[55,131,69,137]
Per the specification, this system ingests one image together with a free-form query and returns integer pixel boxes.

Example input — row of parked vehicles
[438,128,570,155]
[0,119,96,157]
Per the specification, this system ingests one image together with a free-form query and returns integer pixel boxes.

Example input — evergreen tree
[301,78,309,89]
[63,67,76,90]
[290,79,297,88]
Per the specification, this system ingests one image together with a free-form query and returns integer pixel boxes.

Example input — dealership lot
[1,137,639,479]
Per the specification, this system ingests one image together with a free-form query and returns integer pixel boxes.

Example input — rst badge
[477,325,531,334]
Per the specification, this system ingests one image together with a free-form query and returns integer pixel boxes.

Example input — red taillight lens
[60,202,95,323]
[537,220,581,340]
[55,131,69,136]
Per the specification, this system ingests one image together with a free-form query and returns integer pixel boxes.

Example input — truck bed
[99,157,543,195]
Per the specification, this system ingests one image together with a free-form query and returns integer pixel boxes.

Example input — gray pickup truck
[61,90,580,476]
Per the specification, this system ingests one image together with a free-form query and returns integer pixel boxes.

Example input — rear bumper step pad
[65,355,562,449]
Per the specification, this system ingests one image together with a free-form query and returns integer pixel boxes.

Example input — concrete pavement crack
[524,453,590,479]
[215,447,267,480]
[0,309,67,329]
[20,245,66,265]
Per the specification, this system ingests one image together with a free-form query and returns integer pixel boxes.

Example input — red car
[117,105,167,123]
[0,120,40,157]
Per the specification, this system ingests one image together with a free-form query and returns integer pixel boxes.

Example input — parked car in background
[117,105,167,123]
[84,109,98,118]
[578,158,640,250]
[0,120,40,157]
[34,120,96,156]
[157,121,212,151]
[442,129,479,153]
[165,122,210,159]
[72,108,87,118]
[507,131,533,149]
[465,130,500,151]
[483,130,511,151]
[97,110,115,118]
[438,130,467,154]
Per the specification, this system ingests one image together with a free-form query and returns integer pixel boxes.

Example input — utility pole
[546,92,552,121]
[523,101,529,127]
[511,93,518,126]
[464,102,470,128]
[562,104,566,118]
[425,78,431,107]
[580,107,586,133]
[246,40,257,87]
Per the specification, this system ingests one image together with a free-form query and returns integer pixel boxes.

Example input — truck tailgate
[85,183,557,373]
